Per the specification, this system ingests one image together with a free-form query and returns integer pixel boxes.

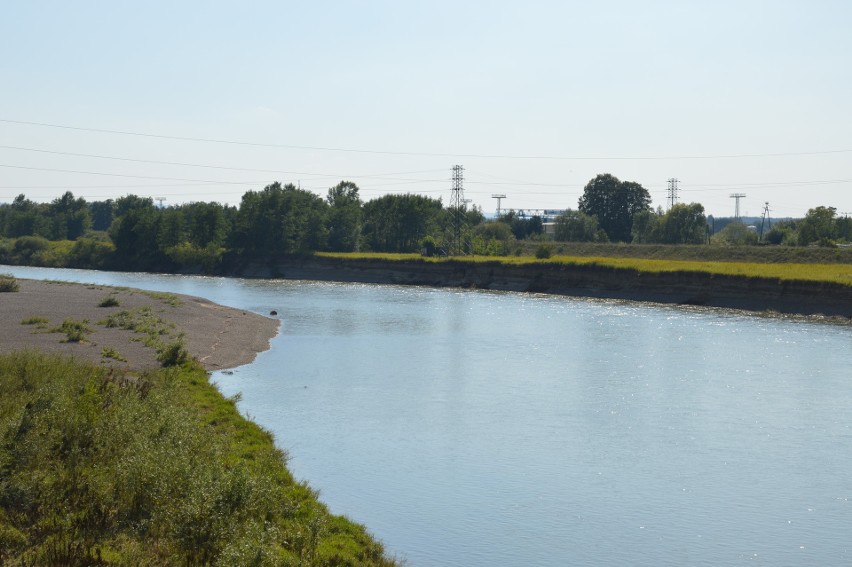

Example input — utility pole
[451,165,465,255]
[730,193,746,220]
[155,197,167,208]
[491,193,506,218]
[667,178,679,209]
[759,202,771,241]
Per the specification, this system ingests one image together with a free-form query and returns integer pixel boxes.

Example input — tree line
[1,174,849,271]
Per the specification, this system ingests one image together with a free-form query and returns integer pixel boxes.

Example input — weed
[21,316,50,329]
[52,319,91,343]
[535,244,553,259]
[98,294,120,307]
[0,273,19,292]
[101,346,127,362]
[156,337,191,367]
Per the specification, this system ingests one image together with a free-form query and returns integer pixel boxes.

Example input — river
[3,265,851,566]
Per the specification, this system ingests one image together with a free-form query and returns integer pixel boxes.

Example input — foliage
[578,174,651,242]
[711,221,759,246]
[633,203,707,245]
[326,181,363,252]
[101,346,127,362]
[233,182,329,255]
[52,318,92,343]
[0,352,396,565]
[535,244,552,259]
[362,193,444,252]
[554,209,600,242]
[797,206,838,246]
[20,316,49,328]
[165,242,223,273]
[98,294,121,307]
[420,235,439,257]
[156,337,191,367]
[0,273,19,292]
[497,211,544,240]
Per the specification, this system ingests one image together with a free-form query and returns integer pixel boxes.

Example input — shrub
[157,338,191,367]
[535,244,552,259]
[0,273,19,292]
[53,318,91,343]
[98,294,120,307]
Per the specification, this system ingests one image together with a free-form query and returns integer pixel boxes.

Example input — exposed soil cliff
[223,256,852,318]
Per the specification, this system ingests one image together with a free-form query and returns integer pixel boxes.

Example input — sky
[1,1,850,219]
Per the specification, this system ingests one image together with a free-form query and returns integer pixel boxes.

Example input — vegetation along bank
[2,173,851,317]
[0,275,398,566]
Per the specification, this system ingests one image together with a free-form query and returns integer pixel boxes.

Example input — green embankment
[317,251,852,287]
[0,352,396,566]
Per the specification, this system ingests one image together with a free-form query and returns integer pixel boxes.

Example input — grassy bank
[317,252,852,287]
[0,352,396,566]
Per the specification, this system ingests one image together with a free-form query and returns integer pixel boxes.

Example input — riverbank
[0,277,397,565]
[223,254,852,319]
[0,278,279,372]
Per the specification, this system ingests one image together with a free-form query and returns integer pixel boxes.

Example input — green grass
[317,251,852,287]
[101,346,127,362]
[51,318,92,343]
[99,307,188,367]
[0,352,396,565]
[20,316,50,330]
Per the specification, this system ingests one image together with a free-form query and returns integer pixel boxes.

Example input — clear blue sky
[1,1,850,218]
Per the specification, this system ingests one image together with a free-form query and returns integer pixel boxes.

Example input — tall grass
[0,352,396,565]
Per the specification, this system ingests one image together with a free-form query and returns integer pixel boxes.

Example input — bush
[535,244,552,259]
[0,273,19,292]
[98,294,120,307]
[0,352,397,565]
[157,338,191,367]
[53,318,91,343]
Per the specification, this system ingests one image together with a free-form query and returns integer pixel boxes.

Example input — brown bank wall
[220,256,852,318]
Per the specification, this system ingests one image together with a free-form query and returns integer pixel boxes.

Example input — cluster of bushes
[0,352,396,565]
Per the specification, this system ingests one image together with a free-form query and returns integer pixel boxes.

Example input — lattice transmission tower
[667,178,679,209]
[730,193,746,220]
[450,165,465,255]
[759,202,772,241]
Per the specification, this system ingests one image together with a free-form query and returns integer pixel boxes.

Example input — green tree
[180,201,230,248]
[326,181,363,252]
[711,221,758,246]
[108,196,160,266]
[655,203,707,244]
[1,194,49,238]
[362,194,444,252]
[554,209,599,242]
[233,182,328,255]
[48,191,91,240]
[797,206,838,246]
[578,174,651,242]
[88,199,115,231]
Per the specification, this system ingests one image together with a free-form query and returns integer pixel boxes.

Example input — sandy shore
[0,279,279,372]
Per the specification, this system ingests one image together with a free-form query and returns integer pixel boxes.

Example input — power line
[0,144,448,180]
[3,118,851,161]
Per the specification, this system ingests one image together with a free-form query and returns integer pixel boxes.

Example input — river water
[3,265,851,566]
